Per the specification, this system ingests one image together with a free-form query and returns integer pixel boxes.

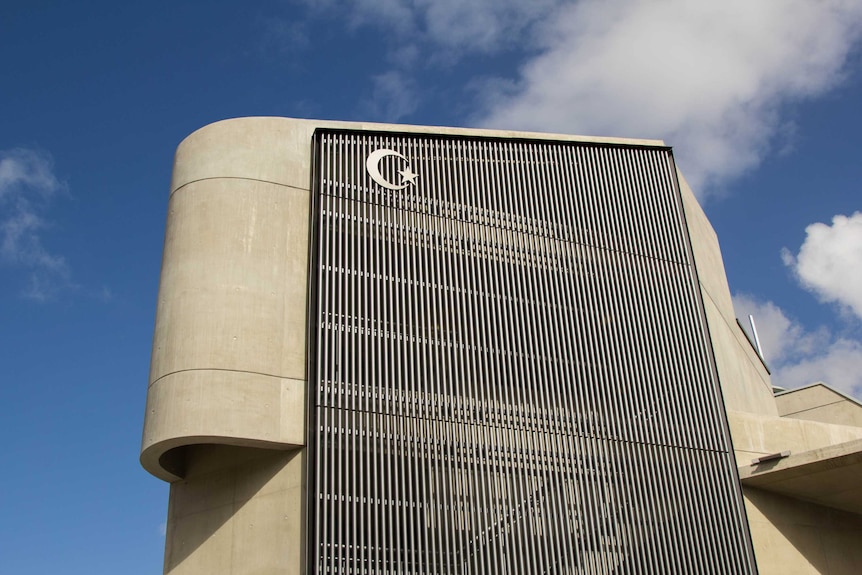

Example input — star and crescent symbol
[366,149,419,190]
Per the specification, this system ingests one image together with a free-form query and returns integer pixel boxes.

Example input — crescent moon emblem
[366,149,414,190]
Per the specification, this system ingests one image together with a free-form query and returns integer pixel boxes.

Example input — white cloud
[404,0,563,54]
[782,212,862,320]
[291,1,862,195]
[776,339,862,397]
[0,148,62,200]
[731,294,824,365]
[0,148,71,300]
[362,71,420,122]
[477,0,862,195]
[733,293,862,398]
[300,0,563,54]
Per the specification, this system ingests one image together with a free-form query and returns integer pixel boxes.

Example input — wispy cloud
[276,1,569,119]
[335,0,563,55]
[361,71,420,122]
[258,12,311,62]
[734,293,862,398]
[782,212,862,320]
[293,1,862,196]
[0,148,72,300]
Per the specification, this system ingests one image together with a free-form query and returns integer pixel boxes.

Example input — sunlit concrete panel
[727,410,862,467]
[149,178,309,380]
[777,383,862,428]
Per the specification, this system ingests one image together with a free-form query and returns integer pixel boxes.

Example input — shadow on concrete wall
[163,444,303,572]
[745,487,862,574]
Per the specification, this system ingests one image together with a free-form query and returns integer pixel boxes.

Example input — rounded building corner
[169,116,318,194]
[139,372,307,482]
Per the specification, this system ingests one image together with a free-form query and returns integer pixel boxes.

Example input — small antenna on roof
[748,315,764,359]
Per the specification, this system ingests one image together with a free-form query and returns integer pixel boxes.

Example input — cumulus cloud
[782,212,862,320]
[478,0,862,194]
[0,148,71,300]
[733,293,862,398]
[296,1,862,195]
[283,0,557,118]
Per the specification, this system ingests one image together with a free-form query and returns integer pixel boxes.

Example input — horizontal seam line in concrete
[170,176,310,198]
[150,368,305,387]
[780,399,847,417]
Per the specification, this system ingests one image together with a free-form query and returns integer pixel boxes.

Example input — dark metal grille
[310,131,755,574]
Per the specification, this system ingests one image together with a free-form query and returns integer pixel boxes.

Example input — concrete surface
[777,383,862,428]
[163,445,305,575]
[727,410,862,467]
[739,438,862,515]
[744,487,862,575]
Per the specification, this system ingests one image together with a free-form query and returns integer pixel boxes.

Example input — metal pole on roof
[748,314,764,360]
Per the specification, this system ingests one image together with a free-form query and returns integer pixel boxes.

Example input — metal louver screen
[309,131,755,574]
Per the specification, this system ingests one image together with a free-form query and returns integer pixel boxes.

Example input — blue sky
[1,1,861,573]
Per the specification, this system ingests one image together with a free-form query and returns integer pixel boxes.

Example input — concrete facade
[143,117,862,574]
[776,383,862,428]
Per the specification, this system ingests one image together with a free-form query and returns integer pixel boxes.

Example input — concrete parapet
[776,383,862,428]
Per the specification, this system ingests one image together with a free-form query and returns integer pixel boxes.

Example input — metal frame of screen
[307,129,757,574]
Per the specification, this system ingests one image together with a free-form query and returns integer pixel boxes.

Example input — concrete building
[141,117,862,574]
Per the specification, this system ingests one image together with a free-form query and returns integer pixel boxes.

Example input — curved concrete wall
[142,118,317,481]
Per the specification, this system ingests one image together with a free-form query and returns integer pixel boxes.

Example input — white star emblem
[398,166,419,186]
